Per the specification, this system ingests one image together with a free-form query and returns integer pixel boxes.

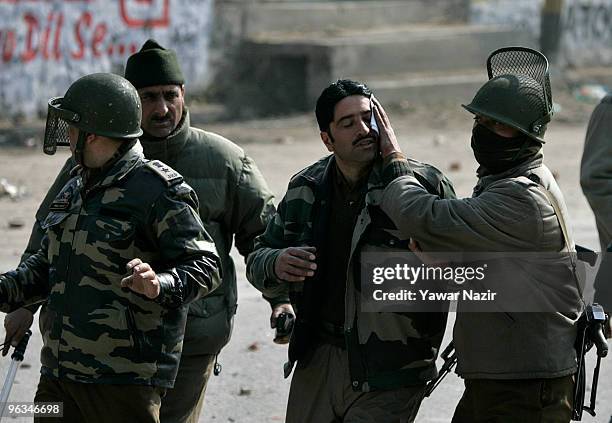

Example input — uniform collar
[81,143,144,192]
[475,155,544,192]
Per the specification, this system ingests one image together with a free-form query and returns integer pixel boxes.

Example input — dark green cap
[124,39,184,89]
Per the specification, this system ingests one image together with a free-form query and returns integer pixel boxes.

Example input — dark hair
[315,79,372,132]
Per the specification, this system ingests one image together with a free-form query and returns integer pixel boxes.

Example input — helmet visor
[486,47,553,125]
[43,97,80,155]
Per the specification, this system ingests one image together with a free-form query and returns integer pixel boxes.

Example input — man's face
[474,115,521,138]
[321,95,378,165]
[138,85,185,138]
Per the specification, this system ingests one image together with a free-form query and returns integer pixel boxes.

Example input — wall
[0,0,213,119]
[561,0,612,67]
[470,0,612,68]
[470,0,544,38]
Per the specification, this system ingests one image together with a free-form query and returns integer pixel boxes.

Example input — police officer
[3,40,286,423]
[0,73,220,423]
[580,95,612,338]
[374,47,582,422]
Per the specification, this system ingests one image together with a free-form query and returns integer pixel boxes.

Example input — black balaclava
[471,123,542,175]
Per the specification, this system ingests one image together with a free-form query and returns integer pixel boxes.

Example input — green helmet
[462,47,553,143]
[44,73,143,155]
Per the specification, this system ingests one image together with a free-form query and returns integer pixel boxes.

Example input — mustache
[151,114,172,122]
[352,133,377,146]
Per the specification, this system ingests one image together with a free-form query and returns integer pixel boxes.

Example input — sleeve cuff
[155,271,183,307]
[264,294,291,308]
[24,302,42,314]
[264,251,282,288]
[382,152,412,185]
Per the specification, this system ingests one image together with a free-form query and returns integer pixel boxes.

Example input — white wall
[0,0,213,119]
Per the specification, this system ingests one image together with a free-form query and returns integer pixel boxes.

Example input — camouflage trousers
[34,375,165,423]
[451,376,574,423]
[286,343,425,423]
[160,353,216,423]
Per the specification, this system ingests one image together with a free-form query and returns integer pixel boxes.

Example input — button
[352,381,359,387]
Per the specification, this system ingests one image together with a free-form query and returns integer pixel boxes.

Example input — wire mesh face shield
[486,46,553,135]
[462,47,553,143]
[43,97,80,155]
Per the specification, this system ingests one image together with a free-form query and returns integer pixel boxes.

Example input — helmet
[43,73,143,155]
[462,47,553,143]
[463,74,550,142]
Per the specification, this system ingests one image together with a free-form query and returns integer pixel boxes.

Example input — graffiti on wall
[0,0,213,118]
[470,0,612,68]
[561,0,612,67]
[469,0,544,38]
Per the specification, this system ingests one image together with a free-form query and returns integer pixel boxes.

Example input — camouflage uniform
[247,155,456,422]
[19,111,279,423]
[0,145,220,389]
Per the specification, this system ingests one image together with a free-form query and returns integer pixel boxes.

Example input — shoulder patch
[145,160,183,186]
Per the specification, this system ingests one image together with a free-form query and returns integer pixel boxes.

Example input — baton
[0,330,32,417]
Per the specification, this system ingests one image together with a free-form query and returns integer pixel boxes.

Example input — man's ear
[320,131,333,153]
[85,133,97,145]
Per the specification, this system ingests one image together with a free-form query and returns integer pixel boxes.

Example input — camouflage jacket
[246,154,456,391]
[0,146,220,387]
[21,111,279,356]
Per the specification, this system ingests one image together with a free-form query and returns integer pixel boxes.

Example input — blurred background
[0,0,611,126]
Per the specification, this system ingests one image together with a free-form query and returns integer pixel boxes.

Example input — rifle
[424,341,457,397]
[572,304,608,421]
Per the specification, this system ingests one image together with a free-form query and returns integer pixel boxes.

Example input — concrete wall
[470,0,544,38]
[0,0,213,119]
[561,0,612,67]
[470,0,612,68]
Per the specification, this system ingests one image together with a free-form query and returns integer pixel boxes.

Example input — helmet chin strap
[73,130,89,167]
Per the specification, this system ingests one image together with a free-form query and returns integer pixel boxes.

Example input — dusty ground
[0,99,610,422]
